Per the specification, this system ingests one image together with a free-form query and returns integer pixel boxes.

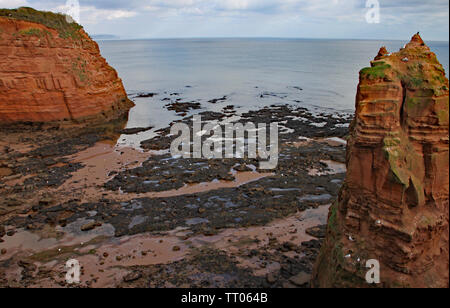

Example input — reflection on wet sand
[0,203,330,287]
[56,142,273,204]
[308,160,346,176]
[146,171,272,199]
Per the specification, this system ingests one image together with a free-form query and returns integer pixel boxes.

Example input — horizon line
[92,36,450,43]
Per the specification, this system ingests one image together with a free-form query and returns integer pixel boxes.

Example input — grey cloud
[5,0,447,40]
[20,0,449,18]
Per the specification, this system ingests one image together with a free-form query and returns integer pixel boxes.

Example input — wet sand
[55,141,273,204]
[0,102,351,288]
[0,204,330,287]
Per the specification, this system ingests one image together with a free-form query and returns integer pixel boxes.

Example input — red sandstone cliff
[0,8,133,124]
[313,34,449,288]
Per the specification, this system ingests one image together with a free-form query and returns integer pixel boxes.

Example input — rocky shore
[0,9,447,288]
[0,98,352,287]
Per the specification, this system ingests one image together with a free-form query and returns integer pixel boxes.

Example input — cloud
[0,0,29,8]
[1,0,448,40]
[80,6,137,22]
[5,0,139,23]
[63,5,137,23]
[6,1,448,22]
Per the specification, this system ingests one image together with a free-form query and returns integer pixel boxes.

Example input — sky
[1,0,449,41]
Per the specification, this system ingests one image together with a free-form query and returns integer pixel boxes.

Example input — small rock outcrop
[313,34,449,288]
[0,7,133,125]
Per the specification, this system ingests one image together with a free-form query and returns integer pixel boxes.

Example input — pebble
[123,271,142,282]
[289,272,311,286]
[81,221,102,232]
[266,273,277,284]
[39,198,53,206]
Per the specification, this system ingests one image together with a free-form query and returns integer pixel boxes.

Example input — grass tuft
[360,63,391,80]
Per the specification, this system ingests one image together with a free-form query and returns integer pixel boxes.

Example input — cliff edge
[313,34,449,288]
[0,7,133,125]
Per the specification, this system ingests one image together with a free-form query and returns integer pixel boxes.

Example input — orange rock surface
[0,8,133,124]
[313,34,449,288]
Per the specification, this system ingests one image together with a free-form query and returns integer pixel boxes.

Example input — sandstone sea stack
[0,7,133,125]
[313,34,449,288]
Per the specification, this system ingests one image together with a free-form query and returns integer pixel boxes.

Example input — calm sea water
[96,38,449,147]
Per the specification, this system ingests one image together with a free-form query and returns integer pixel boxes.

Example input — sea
[96,38,449,147]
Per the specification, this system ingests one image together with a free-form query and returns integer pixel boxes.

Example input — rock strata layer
[313,34,449,288]
[0,8,133,125]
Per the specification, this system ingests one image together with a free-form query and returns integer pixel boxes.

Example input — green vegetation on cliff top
[0,7,83,39]
[18,27,51,37]
[360,62,391,80]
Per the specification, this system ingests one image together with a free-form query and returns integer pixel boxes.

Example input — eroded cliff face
[0,8,133,125]
[313,34,449,288]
